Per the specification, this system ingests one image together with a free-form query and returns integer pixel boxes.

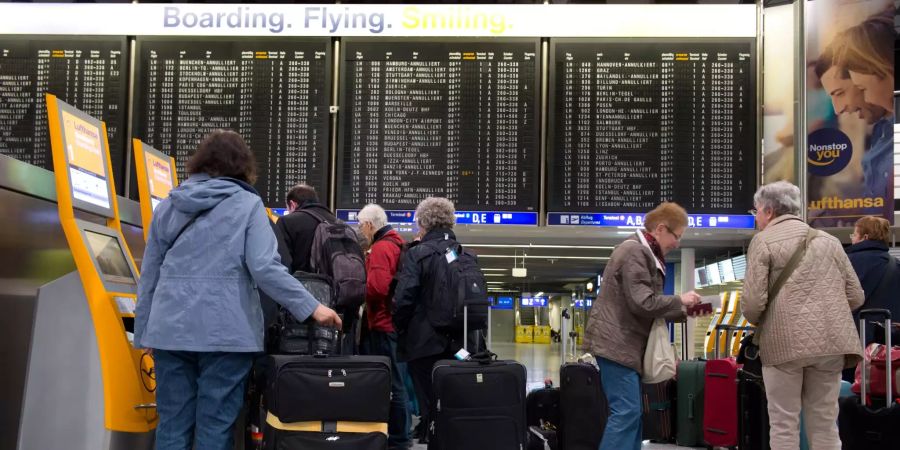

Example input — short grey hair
[357,204,388,230]
[753,181,802,217]
[415,197,456,232]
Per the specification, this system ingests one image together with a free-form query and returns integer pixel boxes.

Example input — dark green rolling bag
[676,359,706,447]
[675,322,705,447]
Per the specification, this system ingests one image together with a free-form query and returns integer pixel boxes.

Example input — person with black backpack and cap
[393,196,487,444]
[274,184,366,354]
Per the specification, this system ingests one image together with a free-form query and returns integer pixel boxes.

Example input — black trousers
[406,351,455,438]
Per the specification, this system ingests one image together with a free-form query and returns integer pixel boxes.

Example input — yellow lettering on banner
[808,197,885,210]
[401,5,509,35]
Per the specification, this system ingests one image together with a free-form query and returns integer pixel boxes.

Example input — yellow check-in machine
[703,291,731,357]
[17,95,155,450]
[717,291,742,352]
[132,139,177,240]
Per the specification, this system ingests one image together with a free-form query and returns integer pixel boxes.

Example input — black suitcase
[558,362,608,450]
[838,309,900,449]
[738,369,770,450]
[430,305,527,450]
[262,354,391,450]
[641,379,676,443]
[526,385,561,428]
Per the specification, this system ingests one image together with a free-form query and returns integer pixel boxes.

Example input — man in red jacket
[357,203,409,449]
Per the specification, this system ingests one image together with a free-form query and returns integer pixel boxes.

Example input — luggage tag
[445,247,458,264]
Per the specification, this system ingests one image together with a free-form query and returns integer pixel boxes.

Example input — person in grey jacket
[134,130,342,450]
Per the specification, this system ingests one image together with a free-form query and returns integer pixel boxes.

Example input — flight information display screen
[134,38,331,207]
[337,39,541,214]
[0,37,127,192]
[548,39,756,221]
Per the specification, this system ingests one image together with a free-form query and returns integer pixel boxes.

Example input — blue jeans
[361,331,411,450]
[596,357,642,450]
[153,350,255,450]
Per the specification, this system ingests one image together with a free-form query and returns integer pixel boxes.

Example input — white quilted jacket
[742,215,864,368]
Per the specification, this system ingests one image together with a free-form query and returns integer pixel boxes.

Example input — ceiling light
[484,273,505,277]
[466,244,614,250]
[477,255,608,261]
[482,268,509,272]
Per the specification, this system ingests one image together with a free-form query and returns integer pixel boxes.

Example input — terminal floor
[409,341,703,449]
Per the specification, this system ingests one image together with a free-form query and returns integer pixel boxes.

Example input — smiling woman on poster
[834,10,895,115]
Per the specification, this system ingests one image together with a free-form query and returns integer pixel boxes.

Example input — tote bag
[643,318,677,383]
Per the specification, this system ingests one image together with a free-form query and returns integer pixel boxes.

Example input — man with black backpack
[274,184,366,354]
[392,197,488,444]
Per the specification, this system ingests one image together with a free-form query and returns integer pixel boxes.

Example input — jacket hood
[169,174,258,214]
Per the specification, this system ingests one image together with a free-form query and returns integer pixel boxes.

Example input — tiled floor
[409,341,701,449]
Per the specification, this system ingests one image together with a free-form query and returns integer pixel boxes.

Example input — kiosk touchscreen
[132,139,177,238]
[18,95,155,450]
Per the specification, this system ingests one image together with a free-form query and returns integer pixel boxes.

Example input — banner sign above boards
[0,4,755,38]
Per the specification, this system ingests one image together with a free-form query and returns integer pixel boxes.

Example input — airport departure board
[134,38,331,207]
[337,39,540,212]
[0,37,127,193]
[548,39,756,215]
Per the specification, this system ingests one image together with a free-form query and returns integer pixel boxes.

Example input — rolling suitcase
[838,309,900,449]
[641,379,676,443]
[526,383,561,428]
[558,362,607,450]
[430,305,527,450]
[676,321,706,447]
[702,324,743,448]
[262,354,391,450]
[737,369,769,450]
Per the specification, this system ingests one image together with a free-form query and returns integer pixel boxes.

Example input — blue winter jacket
[134,174,320,352]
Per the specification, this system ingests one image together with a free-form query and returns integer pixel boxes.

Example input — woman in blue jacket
[134,130,342,450]
[845,215,900,380]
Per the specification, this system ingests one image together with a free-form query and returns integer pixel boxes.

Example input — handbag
[852,342,900,398]
[738,227,817,376]
[643,317,677,383]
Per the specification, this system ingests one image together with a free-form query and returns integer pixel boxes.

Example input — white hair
[357,204,388,230]
[753,181,802,217]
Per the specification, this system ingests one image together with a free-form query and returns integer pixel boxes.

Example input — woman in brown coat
[742,181,864,450]
[584,202,701,450]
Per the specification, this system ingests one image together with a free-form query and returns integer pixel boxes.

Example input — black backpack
[270,272,340,355]
[421,238,488,332]
[300,209,366,313]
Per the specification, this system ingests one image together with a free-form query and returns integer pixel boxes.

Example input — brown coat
[741,215,864,368]
[584,233,686,374]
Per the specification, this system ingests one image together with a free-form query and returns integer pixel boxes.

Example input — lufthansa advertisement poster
[806,0,895,226]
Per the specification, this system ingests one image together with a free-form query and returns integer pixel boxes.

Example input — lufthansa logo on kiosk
[807,128,852,176]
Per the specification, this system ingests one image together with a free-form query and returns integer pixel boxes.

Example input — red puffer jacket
[366,227,405,332]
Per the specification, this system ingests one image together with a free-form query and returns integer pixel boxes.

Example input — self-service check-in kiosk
[132,139,177,240]
[17,95,155,450]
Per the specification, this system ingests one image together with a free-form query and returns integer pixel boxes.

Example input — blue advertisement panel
[806,0,895,226]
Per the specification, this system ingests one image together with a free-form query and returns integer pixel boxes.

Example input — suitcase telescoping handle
[561,308,571,361]
[859,308,892,405]
[713,324,755,359]
[463,301,492,353]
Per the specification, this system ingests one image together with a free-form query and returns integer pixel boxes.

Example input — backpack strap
[297,208,330,225]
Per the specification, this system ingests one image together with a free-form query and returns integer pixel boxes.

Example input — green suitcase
[676,359,706,447]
